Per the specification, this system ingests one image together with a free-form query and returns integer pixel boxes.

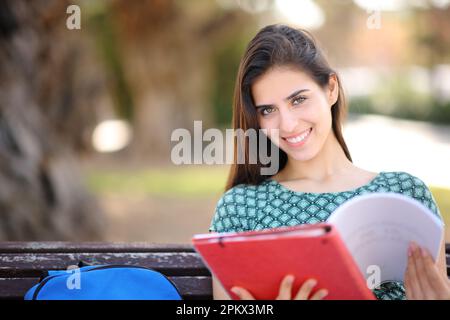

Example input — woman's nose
[279,109,297,133]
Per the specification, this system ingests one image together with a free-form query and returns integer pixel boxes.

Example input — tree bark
[0,0,105,240]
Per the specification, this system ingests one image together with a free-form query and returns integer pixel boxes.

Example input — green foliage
[84,3,134,121]
[350,97,450,124]
[211,36,249,126]
[348,73,450,124]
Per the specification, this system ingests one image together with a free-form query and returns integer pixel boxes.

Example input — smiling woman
[226,24,351,189]
[251,67,340,163]
[209,24,449,301]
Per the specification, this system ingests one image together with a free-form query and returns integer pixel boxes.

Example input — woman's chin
[283,149,316,162]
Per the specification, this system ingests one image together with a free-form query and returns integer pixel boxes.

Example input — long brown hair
[226,24,352,191]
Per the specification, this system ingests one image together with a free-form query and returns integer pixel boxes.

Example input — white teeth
[286,128,311,144]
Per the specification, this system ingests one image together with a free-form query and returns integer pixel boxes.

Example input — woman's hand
[404,241,450,300]
[230,275,328,300]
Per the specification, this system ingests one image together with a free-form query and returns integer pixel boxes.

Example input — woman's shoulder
[378,171,432,191]
[209,181,273,233]
[217,180,273,203]
[379,171,442,221]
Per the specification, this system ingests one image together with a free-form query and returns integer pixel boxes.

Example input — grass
[85,166,229,198]
[85,167,450,242]
[87,167,450,215]
[84,167,450,223]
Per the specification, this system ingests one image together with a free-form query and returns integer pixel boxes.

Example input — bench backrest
[1,242,449,300]
[0,242,212,300]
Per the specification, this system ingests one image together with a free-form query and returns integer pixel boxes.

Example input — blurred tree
[0,0,106,240]
[105,0,251,158]
[314,0,360,67]
[211,40,245,126]
[412,5,450,67]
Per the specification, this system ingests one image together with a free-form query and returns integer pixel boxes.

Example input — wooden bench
[0,242,212,300]
[1,242,450,300]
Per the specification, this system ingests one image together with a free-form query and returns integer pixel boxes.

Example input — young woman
[209,24,449,300]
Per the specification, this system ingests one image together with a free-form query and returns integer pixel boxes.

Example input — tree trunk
[0,0,105,240]
[109,0,249,160]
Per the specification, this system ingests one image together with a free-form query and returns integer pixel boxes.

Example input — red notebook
[192,223,376,300]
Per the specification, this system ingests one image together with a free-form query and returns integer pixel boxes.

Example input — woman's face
[251,66,338,162]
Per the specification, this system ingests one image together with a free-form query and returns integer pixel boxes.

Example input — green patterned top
[209,171,444,300]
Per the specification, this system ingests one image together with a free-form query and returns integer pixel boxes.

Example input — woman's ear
[327,73,339,107]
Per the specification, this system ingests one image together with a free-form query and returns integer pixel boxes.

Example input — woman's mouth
[282,128,312,147]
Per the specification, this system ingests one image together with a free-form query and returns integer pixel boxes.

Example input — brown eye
[292,96,307,106]
[261,106,275,116]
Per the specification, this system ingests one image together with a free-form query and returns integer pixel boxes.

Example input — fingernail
[321,290,329,298]
[309,279,317,287]
[421,247,428,257]
[231,287,239,295]
[407,245,412,257]
[410,241,418,253]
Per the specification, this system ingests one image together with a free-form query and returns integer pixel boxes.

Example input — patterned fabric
[209,171,444,300]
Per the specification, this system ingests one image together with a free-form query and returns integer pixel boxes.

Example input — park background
[0,0,449,244]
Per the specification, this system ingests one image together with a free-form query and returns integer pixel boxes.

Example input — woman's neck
[279,131,354,183]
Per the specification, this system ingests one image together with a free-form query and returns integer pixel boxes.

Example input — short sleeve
[406,173,445,226]
[208,185,254,233]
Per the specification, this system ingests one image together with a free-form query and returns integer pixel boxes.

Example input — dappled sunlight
[92,119,132,153]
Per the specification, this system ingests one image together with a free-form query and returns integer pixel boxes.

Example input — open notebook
[327,192,443,284]
[192,193,444,300]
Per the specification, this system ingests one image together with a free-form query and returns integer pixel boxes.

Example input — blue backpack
[24,262,182,300]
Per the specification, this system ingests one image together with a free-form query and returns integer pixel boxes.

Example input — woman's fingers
[293,278,318,300]
[309,289,329,300]
[275,275,294,300]
[405,242,450,300]
[231,287,255,300]
[232,276,330,300]
[404,243,422,300]
[412,243,436,299]
[404,262,414,300]
[414,246,450,299]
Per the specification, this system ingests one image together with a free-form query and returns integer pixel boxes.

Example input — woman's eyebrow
[255,89,310,109]
[284,89,309,101]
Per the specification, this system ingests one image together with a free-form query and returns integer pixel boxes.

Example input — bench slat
[0,276,212,300]
[0,252,210,277]
[0,242,195,253]
[1,242,448,254]
[1,253,449,277]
